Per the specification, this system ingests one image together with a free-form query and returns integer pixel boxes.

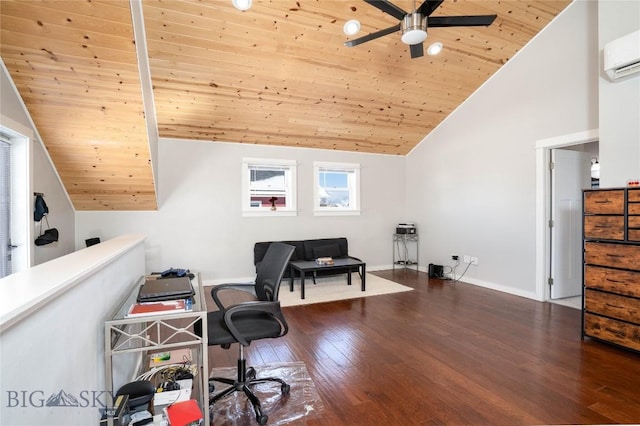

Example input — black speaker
[85,237,101,247]
[428,263,443,278]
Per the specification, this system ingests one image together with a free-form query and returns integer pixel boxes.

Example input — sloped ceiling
[0,0,571,210]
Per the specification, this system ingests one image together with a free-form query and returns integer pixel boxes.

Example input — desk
[104,274,209,426]
[289,258,366,299]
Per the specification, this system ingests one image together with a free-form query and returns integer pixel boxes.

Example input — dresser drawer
[584,313,640,352]
[584,216,624,240]
[628,205,640,215]
[585,265,640,297]
[628,189,640,202]
[585,289,640,323]
[629,230,640,242]
[584,242,640,270]
[629,216,640,241]
[584,190,624,214]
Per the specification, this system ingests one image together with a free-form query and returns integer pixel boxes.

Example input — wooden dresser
[583,188,640,352]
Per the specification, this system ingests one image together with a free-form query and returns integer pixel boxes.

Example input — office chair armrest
[223,301,287,346]
[211,283,257,310]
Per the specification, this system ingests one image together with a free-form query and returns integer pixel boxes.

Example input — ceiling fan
[344,0,497,59]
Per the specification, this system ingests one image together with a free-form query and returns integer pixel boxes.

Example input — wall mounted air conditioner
[604,29,640,82]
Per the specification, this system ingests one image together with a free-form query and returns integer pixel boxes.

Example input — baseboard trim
[459,277,541,301]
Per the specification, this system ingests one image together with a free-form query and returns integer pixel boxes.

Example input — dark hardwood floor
[207,270,640,425]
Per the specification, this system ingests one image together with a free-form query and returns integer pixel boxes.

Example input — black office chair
[205,242,295,425]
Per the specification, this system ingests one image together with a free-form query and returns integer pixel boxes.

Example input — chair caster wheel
[256,414,268,425]
[281,383,290,394]
[247,367,256,380]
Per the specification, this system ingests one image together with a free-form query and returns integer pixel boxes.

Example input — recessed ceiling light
[232,0,252,11]
[343,19,361,36]
[427,42,443,55]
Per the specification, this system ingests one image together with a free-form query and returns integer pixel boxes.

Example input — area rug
[209,361,323,425]
[279,273,413,307]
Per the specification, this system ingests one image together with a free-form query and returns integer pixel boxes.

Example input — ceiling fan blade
[364,0,407,21]
[428,15,497,27]
[344,24,401,47]
[409,43,424,58]
[417,0,444,17]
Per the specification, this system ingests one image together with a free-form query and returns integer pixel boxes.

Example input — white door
[550,149,592,299]
[0,139,10,277]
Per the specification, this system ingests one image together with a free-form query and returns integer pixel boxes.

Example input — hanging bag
[35,216,59,246]
[33,193,59,246]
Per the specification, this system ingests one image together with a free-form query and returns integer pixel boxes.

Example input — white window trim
[242,157,297,217]
[313,161,361,216]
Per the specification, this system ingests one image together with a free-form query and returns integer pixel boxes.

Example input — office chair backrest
[254,242,295,302]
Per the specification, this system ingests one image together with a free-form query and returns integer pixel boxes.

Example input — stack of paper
[126,300,187,318]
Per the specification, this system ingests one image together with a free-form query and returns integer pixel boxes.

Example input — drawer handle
[595,200,612,204]
[605,327,626,338]
[593,225,610,228]
[605,278,623,283]
[605,303,624,309]
[605,254,623,258]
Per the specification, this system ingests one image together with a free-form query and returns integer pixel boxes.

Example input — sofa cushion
[303,238,348,260]
[254,240,305,277]
[312,243,341,259]
[254,241,303,263]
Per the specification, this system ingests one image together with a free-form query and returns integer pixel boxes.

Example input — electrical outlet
[471,256,479,265]
[463,255,471,264]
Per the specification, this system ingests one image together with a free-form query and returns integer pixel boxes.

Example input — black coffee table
[288,257,366,299]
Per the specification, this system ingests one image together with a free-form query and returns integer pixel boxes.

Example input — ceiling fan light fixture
[427,42,443,55]
[343,19,361,36]
[401,13,427,45]
[232,0,252,11]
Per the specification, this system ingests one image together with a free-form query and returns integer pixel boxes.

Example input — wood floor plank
[206,270,640,425]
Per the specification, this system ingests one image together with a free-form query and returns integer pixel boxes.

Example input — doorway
[534,129,599,306]
[0,120,32,276]
[549,146,596,306]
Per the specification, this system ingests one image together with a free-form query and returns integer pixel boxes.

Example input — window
[242,158,297,216]
[313,162,360,216]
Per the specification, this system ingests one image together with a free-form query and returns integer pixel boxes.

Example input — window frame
[241,157,297,217]
[313,161,361,216]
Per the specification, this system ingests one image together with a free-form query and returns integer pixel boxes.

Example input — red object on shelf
[164,399,203,426]
[126,300,187,318]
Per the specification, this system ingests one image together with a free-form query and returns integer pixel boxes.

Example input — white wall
[406,0,599,299]
[0,235,145,426]
[0,64,76,265]
[598,0,640,187]
[76,139,407,282]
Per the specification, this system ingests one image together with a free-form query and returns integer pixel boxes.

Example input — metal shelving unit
[393,233,419,271]
[104,274,209,426]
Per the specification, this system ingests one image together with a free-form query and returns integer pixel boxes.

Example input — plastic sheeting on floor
[209,361,324,425]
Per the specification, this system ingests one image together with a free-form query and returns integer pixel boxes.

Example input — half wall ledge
[0,233,146,333]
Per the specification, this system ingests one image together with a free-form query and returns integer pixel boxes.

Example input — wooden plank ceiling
[0,0,571,210]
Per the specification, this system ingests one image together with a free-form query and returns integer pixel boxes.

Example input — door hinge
[549,219,554,228]
[549,161,555,170]
[548,277,554,285]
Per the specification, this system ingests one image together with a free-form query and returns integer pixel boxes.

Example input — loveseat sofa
[254,237,359,279]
